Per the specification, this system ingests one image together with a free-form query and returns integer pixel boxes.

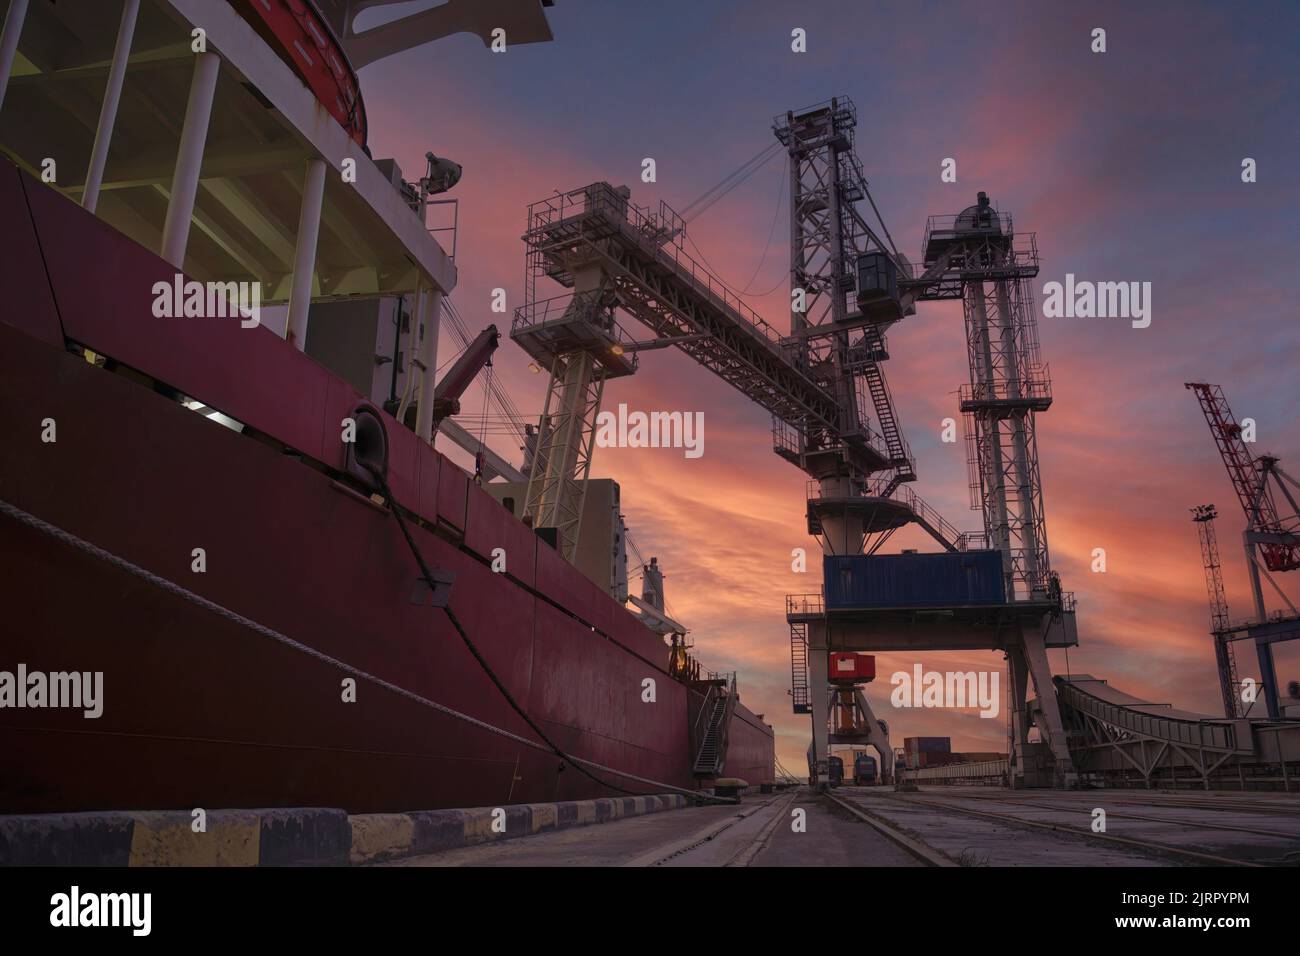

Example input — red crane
[1185,383,1300,572]
[1187,382,1300,719]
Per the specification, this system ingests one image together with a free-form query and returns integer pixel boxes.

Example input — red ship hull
[0,163,775,814]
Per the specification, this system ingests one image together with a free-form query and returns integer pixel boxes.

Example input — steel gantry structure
[774,110,1075,786]
[803,187,1081,788]
[511,173,961,559]
[512,99,960,565]
[511,213,638,561]
[511,98,1078,786]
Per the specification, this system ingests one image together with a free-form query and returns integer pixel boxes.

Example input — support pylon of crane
[524,349,605,560]
[512,211,638,561]
[1186,382,1300,719]
[1192,504,1243,718]
[826,685,893,785]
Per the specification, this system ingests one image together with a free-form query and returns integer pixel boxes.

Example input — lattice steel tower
[908,194,1052,600]
[1191,504,1242,718]
[774,98,915,499]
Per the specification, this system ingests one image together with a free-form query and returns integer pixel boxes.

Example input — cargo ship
[0,0,774,813]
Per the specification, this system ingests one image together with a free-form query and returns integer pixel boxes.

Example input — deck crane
[426,324,501,434]
[405,322,514,483]
[1187,383,1300,718]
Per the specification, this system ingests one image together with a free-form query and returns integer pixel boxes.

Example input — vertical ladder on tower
[790,622,811,714]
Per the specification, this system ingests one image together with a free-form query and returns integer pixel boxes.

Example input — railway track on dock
[922,791,1300,840]
[822,790,957,867]
[927,787,1300,817]
[863,791,1270,866]
[1072,795,1300,817]
[627,790,799,867]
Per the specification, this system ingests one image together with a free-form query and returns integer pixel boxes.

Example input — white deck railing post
[415,288,442,442]
[0,0,30,116]
[160,51,220,268]
[83,0,141,214]
[285,157,327,350]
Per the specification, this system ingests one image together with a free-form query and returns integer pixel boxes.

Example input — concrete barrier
[0,808,350,867]
[349,793,688,864]
[0,795,689,866]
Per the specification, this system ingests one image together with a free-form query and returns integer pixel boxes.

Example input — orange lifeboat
[228,0,367,148]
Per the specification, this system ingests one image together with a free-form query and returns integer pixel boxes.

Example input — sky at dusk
[356,0,1299,771]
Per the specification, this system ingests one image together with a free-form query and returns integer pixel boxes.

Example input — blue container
[823,551,1006,609]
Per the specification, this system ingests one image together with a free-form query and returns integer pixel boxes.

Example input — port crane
[511,99,959,560]
[1187,382,1300,718]
[802,178,1079,785]
[512,97,1079,785]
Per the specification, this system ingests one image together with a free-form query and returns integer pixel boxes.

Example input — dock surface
[378,786,1300,867]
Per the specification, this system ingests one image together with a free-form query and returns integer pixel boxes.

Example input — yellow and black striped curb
[0,795,690,866]
[350,794,689,864]
[0,808,350,866]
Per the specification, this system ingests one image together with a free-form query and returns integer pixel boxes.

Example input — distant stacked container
[904,736,951,769]
[953,752,1006,763]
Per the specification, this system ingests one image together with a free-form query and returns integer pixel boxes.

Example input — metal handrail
[959,365,1052,405]
[802,477,990,553]
[510,291,642,373]
[1056,678,1250,755]
[690,670,737,774]
[691,682,718,741]
[525,184,790,352]
[787,593,824,616]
